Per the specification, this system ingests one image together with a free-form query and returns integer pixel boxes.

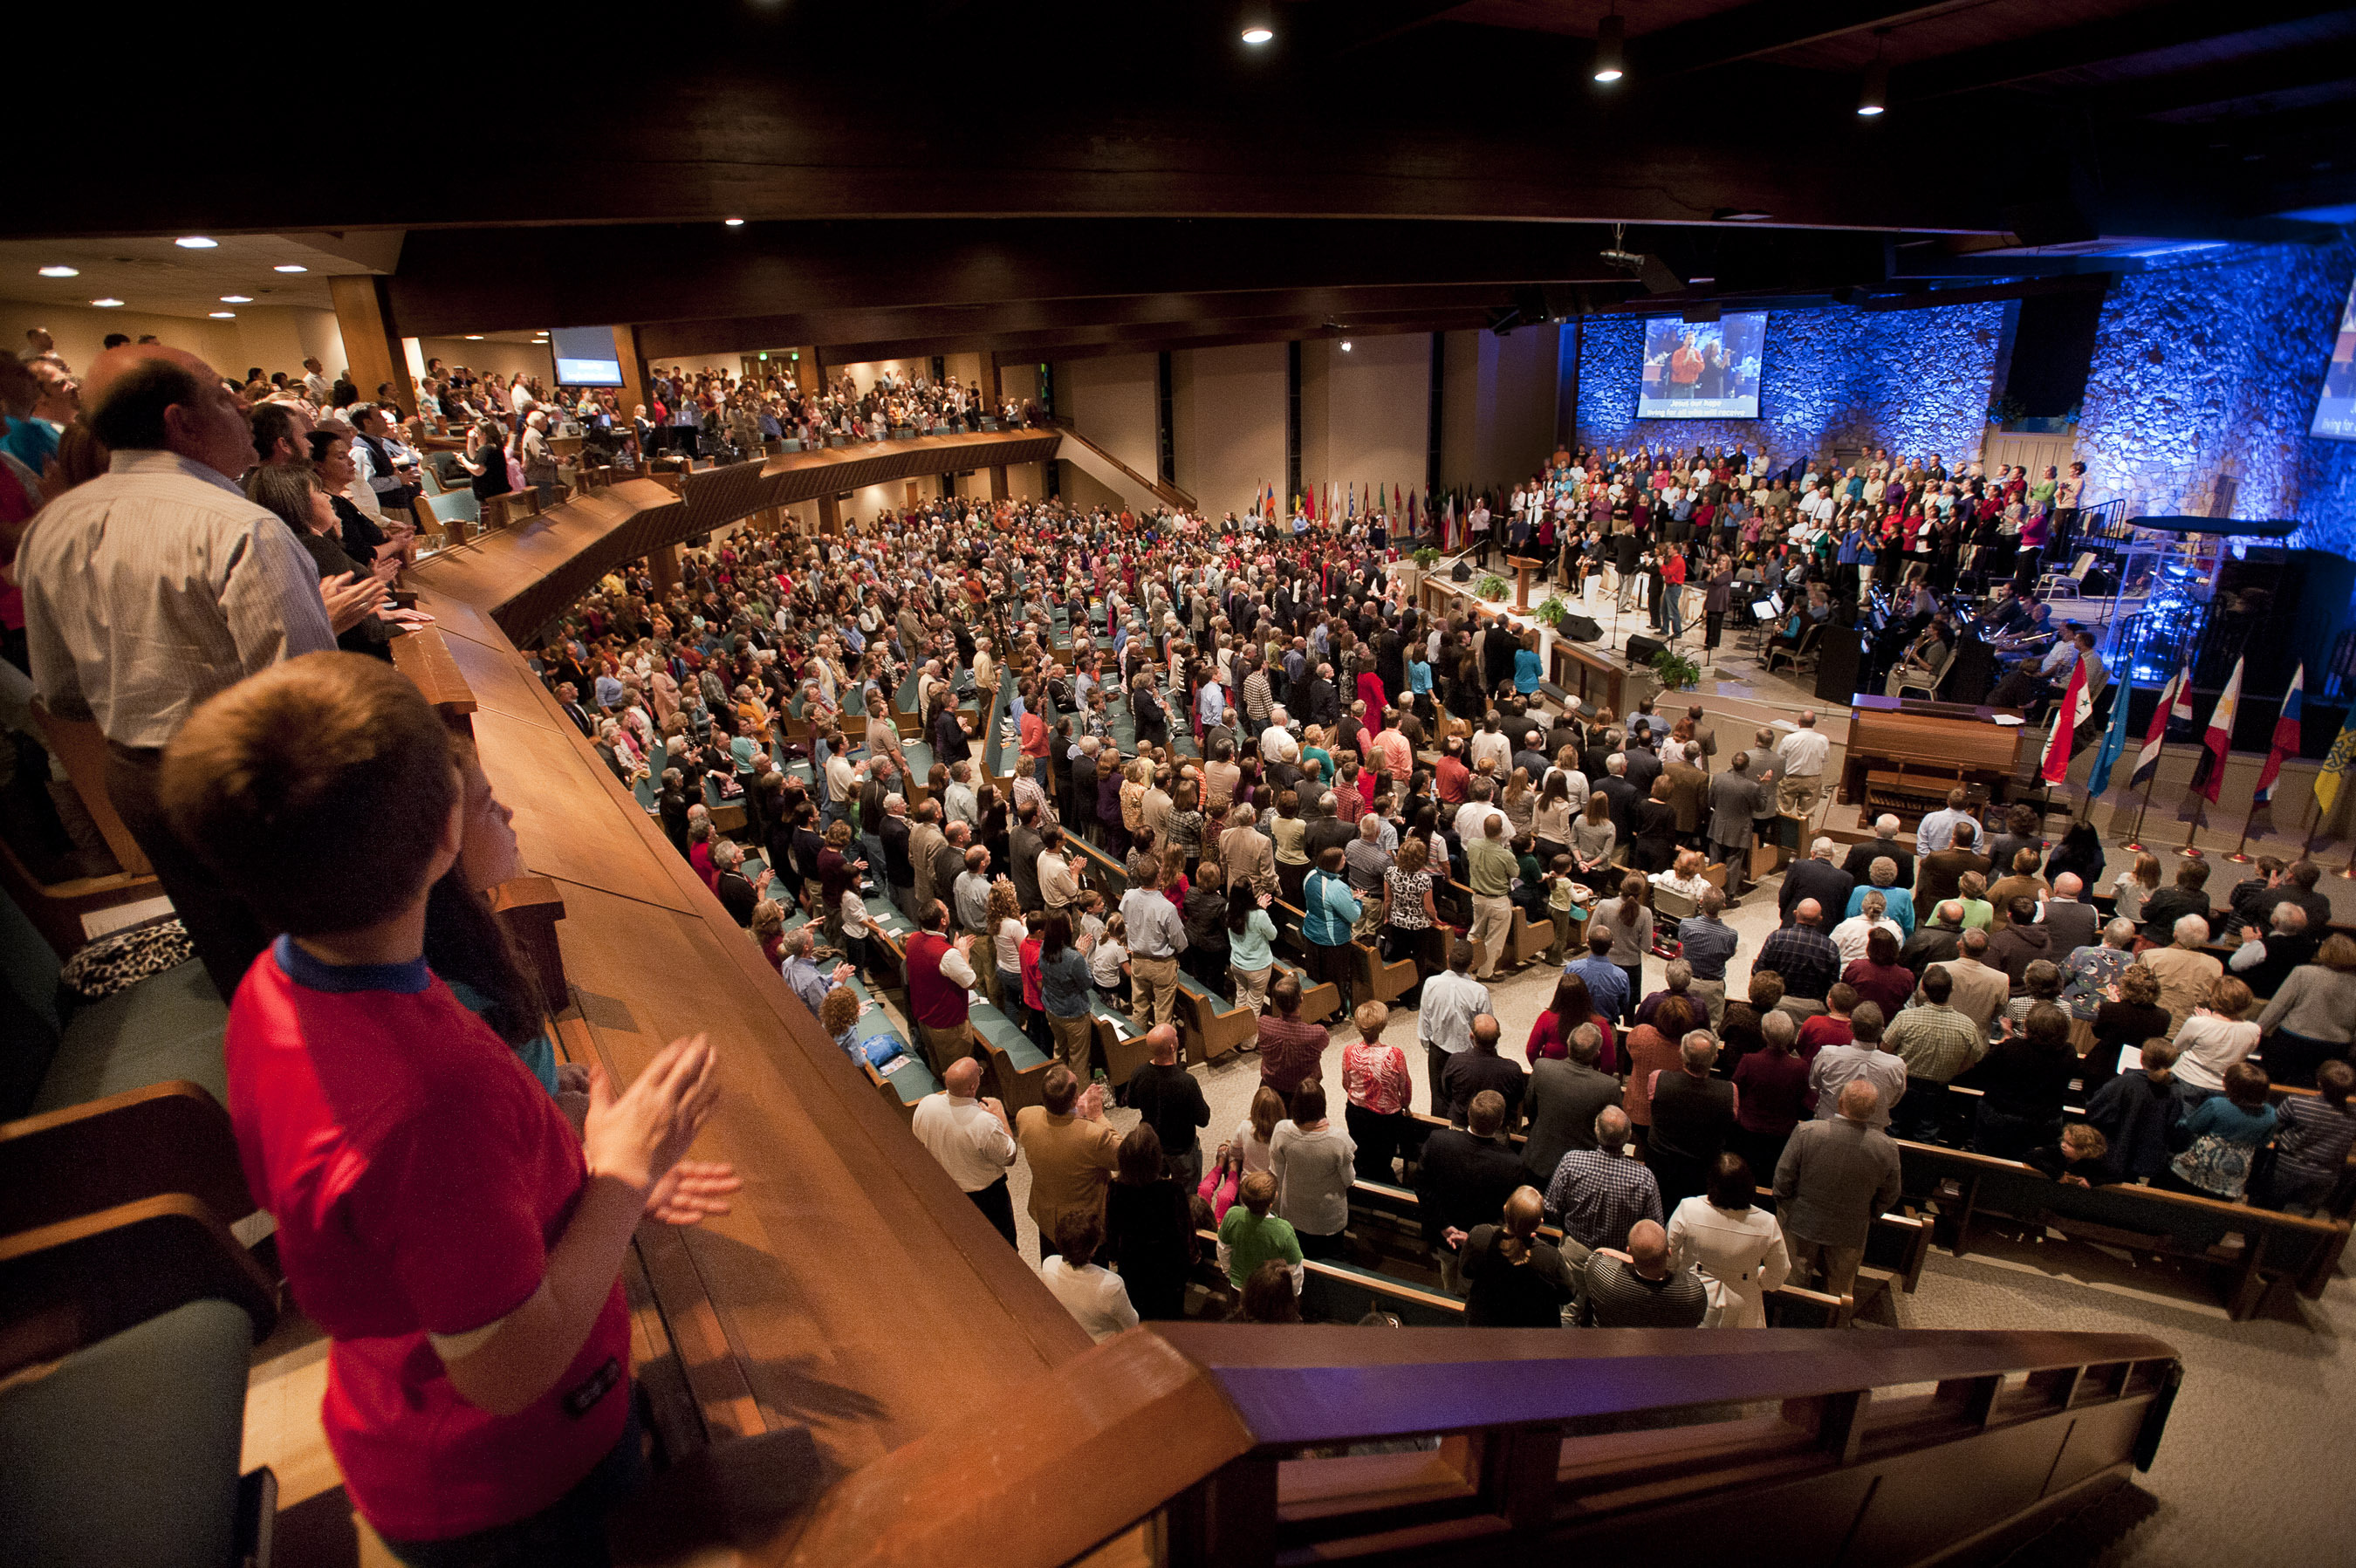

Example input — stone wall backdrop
[1574,299,2003,467]
[2075,239,2356,557]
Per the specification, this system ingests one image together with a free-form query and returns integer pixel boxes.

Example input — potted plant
[1531,594,1569,628]
[1648,646,1703,692]
[1412,545,1442,570]
[1476,572,1510,601]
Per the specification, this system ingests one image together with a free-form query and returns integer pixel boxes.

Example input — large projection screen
[1638,312,1765,419]
[2312,274,2356,441]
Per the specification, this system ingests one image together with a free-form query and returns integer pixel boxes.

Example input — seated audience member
[2264,1060,2356,1215]
[2161,1062,2277,1202]
[1217,1170,1305,1293]
[1039,1209,1139,1343]
[2024,1122,2115,1188]
[2137,858,2213,946]
[1667,1152,1791,1327]
[161,653,724,1562]
[1956,1003,2076,1158]
[1582,1219,1708,1327]
[1453,1186,1577,1327]
[2253,933,2356,1088]
[2168,976,2260,1105]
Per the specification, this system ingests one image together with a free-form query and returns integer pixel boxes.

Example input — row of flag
[1264,481,1425,524]
[2065,654,2346,837]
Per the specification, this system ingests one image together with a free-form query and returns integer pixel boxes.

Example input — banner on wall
[2311,272,2356,442]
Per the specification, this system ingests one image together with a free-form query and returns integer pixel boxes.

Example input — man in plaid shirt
[1542,1106,1661,1255]
[1757,899,1840,1015]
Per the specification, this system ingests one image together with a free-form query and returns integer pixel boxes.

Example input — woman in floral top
[1379,838,1439,1008]
[1341,1000,1413,1183]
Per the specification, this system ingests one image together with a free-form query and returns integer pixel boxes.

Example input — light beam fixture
[1240,8,1273,45]
[38,264,78,277]
[220,294,251,303]
[175,236,217,249]
[274,264,308,273]
[91,298,123,307]
[1592,9,1624,82]
[1858,33,1889,116]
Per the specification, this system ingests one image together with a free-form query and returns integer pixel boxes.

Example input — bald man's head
[85,345,254,480]
[1794,899,1823,928]
[1146,1024,1180,1064]
[1626,1220,1669,1273]
[943,1057,984,1097]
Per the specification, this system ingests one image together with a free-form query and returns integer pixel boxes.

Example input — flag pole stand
[2124,769,2160,852]
[2180,801,2206,859]
[2229,791,2265,862]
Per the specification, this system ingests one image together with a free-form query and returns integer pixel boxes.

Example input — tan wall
[0,298,346,387]
[1058,461,1127,514]
[417,336,555,386]
[1441,325,1560,495]
[1170,341,1285,521]
[1301,334,1428,517]
[1057,353,1157,477]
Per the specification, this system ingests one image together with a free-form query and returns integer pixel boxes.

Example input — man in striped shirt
[23,347,367,997]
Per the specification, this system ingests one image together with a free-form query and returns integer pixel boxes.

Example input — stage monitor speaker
[1561,614,1603,643]
[1627,633,1669,666]
[1814,626,1863,702]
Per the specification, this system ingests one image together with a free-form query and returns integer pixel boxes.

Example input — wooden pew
[970,1000,1053,1114]
[1894,1138,2351,1320]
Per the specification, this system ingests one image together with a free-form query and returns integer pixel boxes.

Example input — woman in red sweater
[1524,973,1617,1074]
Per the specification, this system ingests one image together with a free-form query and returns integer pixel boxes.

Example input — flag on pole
[2087,664,2135,797]
[2248,663,2304,833]
[2130,666,2191,787]
[2041,658,2092,784]
[2184,656,2243,810]
[2314,702,2356,825]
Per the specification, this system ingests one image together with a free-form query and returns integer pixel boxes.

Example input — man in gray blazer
[1522,1027,1623,1187]
[1772,1080,1901,1298]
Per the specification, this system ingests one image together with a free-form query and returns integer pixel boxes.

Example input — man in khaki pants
[1464,810,1518,980]
[1776,709,1832,823]
[1120,858,1190,1032]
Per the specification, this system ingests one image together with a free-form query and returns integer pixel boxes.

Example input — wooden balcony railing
[383,429,2182,1568]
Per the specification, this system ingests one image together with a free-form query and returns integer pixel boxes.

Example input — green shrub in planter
[1649,647,1703,692]
[1532,595,1568,627]
[1475,573,1510,600]
[1411,546,1442,570]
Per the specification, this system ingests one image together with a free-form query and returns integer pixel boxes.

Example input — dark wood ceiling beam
[1628,0,1978,80]
[1022,317,1492,365]
[825,306,1502,366]
[634,281,1577,361]
[1889,0,2354,103]
[392,219,1673,337]
[2094,54,2356,123]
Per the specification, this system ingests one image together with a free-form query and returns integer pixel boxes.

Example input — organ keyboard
[1839,698,2028,828]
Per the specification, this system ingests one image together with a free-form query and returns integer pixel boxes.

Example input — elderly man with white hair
[1260,706,1298,763]
[1840,813,1914,889]
[2137,914,2223,1039]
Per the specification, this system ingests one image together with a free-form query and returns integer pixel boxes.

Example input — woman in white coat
[1667,1152,1791,1328]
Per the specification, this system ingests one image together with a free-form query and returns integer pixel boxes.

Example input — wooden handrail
[776,1324,2179,1568]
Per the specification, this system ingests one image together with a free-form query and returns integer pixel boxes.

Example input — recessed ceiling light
[724,217,745,227]
[1339,340,1353,352]
[209,311,236,318]
[220,294,252,303]
[465,334,485,340]
[274,264,308,273]
[176,236,218,250]
[91,298,123,307]
[39,265,79,277]
[1241,25,1273,44]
